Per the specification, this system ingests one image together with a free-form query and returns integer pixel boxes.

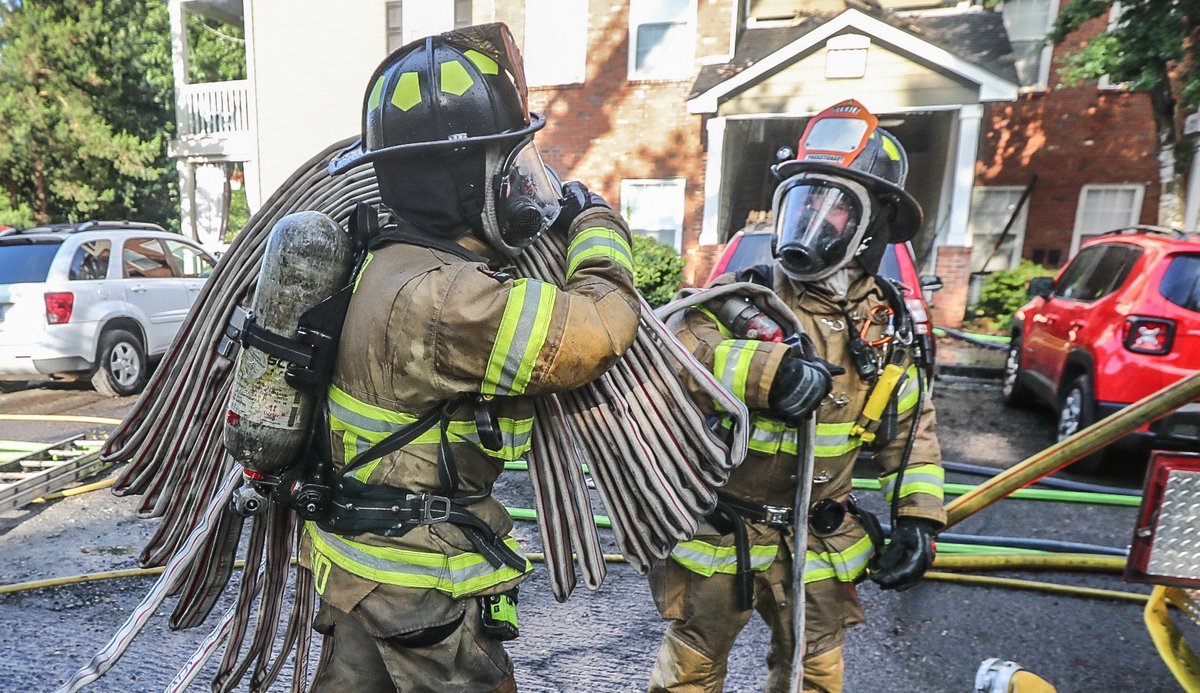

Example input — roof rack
[1097,225,1188,240]
[0,220,167,236]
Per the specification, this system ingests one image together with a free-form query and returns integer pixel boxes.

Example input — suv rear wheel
[1001,332,1033,407]
[91,328,147,397]
[1057,374,1105,474]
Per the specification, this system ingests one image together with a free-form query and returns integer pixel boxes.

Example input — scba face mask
[772,173,875,282]
[482,137,562,256]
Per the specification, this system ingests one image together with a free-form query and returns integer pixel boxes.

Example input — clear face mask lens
[499,140,562,246]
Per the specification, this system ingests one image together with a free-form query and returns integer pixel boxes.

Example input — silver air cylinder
[224,211,354,473]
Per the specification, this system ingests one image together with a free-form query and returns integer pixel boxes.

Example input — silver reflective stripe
[329,395,400,434]
[491,281,548,395]
[670,542,776,572]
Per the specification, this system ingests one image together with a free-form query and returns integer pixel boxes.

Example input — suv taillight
[44,292,74,324]
[905,297,930,335]
[1123,316,1175,355]
[1128,452,1200,587]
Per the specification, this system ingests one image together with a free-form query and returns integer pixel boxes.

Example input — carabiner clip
[860,305,895,347]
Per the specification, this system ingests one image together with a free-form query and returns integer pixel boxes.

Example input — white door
[118,237,189,354]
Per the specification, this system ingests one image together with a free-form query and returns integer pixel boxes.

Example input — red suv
[1003,227,1200,469]
[708,223,942,369]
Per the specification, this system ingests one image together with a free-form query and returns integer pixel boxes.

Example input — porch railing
[177,80,251,137]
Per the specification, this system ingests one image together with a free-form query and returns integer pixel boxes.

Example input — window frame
[385,0,472,53]
[627,0,696,82]
[120,237,175,280]
[1071,183,1145,255]
[999,0,1061,92]
[68,239,113,282]
[620,177,687,251]
[969,185,1030,272]
[163,239,215,279]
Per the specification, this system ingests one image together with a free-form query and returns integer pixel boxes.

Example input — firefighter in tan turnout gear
[304,25,639,692]
[649,100,945,692]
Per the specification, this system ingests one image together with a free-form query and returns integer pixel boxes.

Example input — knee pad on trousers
[648,629,728,692]
[802,645,845,693]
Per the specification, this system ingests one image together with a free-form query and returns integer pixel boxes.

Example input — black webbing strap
[704,500,755,611]
[320,478,526,570]
[237,315,314,368]
[337,400,457,481]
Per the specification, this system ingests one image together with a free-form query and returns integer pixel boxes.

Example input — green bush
[968,260,1057,331]
[631,234,685,308]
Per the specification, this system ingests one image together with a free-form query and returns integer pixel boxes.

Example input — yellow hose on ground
[0,414,122,426]
[1145,586,1200,693]
[30,477,116,503]
[933,553,1125,573]
[924,571,1148,604]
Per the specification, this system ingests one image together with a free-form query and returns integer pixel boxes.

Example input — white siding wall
[246,0,387,199]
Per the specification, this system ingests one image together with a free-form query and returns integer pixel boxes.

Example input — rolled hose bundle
[61,137,750,692]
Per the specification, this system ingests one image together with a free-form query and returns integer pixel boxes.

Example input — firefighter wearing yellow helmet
[305,24,639,691]
[649,100,945,692]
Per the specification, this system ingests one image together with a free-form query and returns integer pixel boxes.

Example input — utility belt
[317,476,527,572]
[705,492,885,609]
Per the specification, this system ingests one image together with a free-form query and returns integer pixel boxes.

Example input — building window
[969,186,1030,272]
[525,0,587,87]
[621,178,686,250]
[1072,183,1144,253]
[824,34,869,79]
[629,0,693,81]
[1000,0,1059,90]
[386,0,472,53]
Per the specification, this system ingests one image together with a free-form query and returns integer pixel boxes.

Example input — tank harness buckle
[407,493,453,524]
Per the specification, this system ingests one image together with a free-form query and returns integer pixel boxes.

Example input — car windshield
[0,242,60,284]
[1160,254,1200,313]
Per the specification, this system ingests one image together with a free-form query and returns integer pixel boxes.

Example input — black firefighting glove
[552,181,610,235]
[766,354,841,420]
[870,517,939,591]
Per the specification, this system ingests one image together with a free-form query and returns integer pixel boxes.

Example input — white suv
[0,221,215,396]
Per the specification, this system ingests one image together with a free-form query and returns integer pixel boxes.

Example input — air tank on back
[224,211,354,474]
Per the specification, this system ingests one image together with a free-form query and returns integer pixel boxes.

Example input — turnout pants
[647,541,863,693]
[310,590,516,693]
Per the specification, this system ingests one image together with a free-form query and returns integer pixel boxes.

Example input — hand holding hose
[870,517,939,591]
[552,181,610,235]
[767,354,843,420]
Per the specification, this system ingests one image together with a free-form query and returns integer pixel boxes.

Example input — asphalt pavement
[0,376,1180,692]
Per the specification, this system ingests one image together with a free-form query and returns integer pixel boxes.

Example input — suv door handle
[129,284,147,293]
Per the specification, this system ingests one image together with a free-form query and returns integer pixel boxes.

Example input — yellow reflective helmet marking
[881,135,902,161]
[440,60,474,96]
[464,49,499,75]
[367,76,386,112]
[391,72,422,111]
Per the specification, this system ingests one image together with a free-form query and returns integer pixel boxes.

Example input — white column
[1185,138,1200,233]
[945,103,983,247]
[700,116,726,245]
[242,0,263,212]
[177,160,197,242]
[168,0,189,128]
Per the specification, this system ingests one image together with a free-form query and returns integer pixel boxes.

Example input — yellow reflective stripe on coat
[669,539,778,578]
[307,523,531,598]
[718,416,863,458]
[482,278,557,396]
[712,339,765,403]
[881,463,945,503]
[803,534,874,583]
[694,306,731,337]
[896,365,922,414]
[814,421,863,457]
[565,226,634,280]
[327,385,533,465]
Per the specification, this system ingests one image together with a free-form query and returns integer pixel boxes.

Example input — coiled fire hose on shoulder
[60,137,751,693]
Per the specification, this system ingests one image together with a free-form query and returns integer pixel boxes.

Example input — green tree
[1050,1,1200,228]
[968,260,1057,331]
[631,234,685,307]
[0,0,176,226]
[186,11,246,83]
